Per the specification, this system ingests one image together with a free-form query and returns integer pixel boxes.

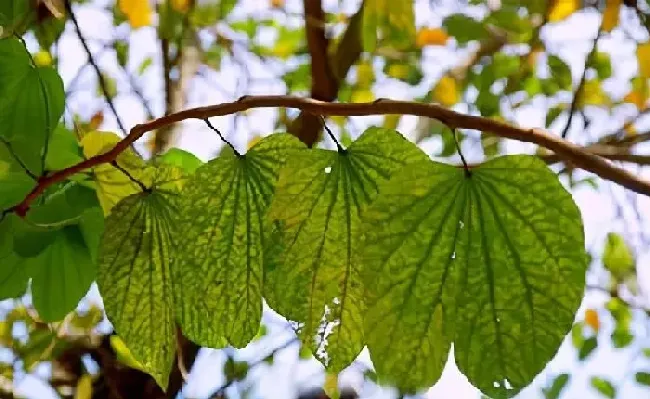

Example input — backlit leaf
[362,0,415,52]
[266,127,426,372]
[176,134,305,348]
[97,168,185,389]
[432,75,459,107]
[591,377,616,398]
[603,232,635,280]
[361,155,586,396]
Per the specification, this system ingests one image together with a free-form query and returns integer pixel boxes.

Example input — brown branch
[288,3,364,146]
[8,95,650,217]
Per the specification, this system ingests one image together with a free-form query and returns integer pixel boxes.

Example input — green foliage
[443,14,488,44]
[591,376,616,398]
[362,0,415,51]
[176,134,304,349]
[543,374,570,399]
[362,155,586,397]
[266,127,425,372]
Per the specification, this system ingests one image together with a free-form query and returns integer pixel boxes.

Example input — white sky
[5,0,650,398]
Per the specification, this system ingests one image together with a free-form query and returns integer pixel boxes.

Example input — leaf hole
[451,252,456,259]
[324,166,332,174]
[503,379,513,390]
[493,381,500,388]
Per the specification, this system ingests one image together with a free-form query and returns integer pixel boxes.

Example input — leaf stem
[452,129,471,177]
[110,161,148,192]
[204,118,241,156]
[321,117,346,152]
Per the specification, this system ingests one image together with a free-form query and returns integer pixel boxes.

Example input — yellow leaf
[637,42,650,78]
[548,0,579,22]
[584,309,600,332]
[271,0,284,8]
[247,135,262,150]
[110,336,145,370]
[324,373,339,399]
[623,91,645,108]
[624,124,637,136]
[386,64,409,80]
[578,80,610,107]
[432,75,458,107]
[416,28,449,48]
[74,374,93,399]
[33,51,52,67]
[356,62,374,88]
[171,0,190,13]
[601,0,622,32]
[350,89,374,103]
[118,0,152,29]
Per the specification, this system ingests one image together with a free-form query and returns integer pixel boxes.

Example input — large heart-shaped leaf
[266,127,426,372]
[175,133,304,348]
[361,155,587,397]
[97,167,185,389]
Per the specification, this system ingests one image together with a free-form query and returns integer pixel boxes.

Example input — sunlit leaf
[97,169,184,389]
[362,0,415,52]
[361,155,587,396]
[266,127,426,373]
[176,134,305,349]
[601,0,622,32]
[415,27,448,47]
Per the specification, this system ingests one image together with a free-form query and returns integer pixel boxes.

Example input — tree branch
[7,95,650,217]
[288,3,363,146]
[64,0,128,135]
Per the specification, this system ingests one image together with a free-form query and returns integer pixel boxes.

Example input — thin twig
[560,29,602,139]
[8,95,650,217]
[64,0,128,135]
[207,338,298,399]
[204,119,240,156]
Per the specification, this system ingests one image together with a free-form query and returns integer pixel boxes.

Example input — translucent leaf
[157,148,202,174]
[266,127,426,372]
[176,134,305,348]
[45,125,84,171]
[361,155,587,396]
[432,75,459,107]
[97,171,184,389]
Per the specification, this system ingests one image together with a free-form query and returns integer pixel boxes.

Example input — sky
[4,0,650,398]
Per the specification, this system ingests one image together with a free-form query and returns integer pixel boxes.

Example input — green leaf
[546,106,564,128]
[543,373,570,399]
[361,155,587,396]
[176,134,305,349]
[443,14,488,45]
[266,127,426,373]
[45,125,84,171]
[16,184,104,321]
[603,232,635,280]
[0,164,35,209]
[0,216,28,299]
[636,372,650,386]
[0,38,64,174]
[611,326,634,348]
[0,0,33,36]
[97,180,183,389]
[547,55,573,91]
[363,0,415,52]
[591,377,616,398]
[156,148,203,174]
[578,336,598,360]
[589,51,612,80]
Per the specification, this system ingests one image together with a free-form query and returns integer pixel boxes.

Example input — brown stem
[8,95,650,217]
